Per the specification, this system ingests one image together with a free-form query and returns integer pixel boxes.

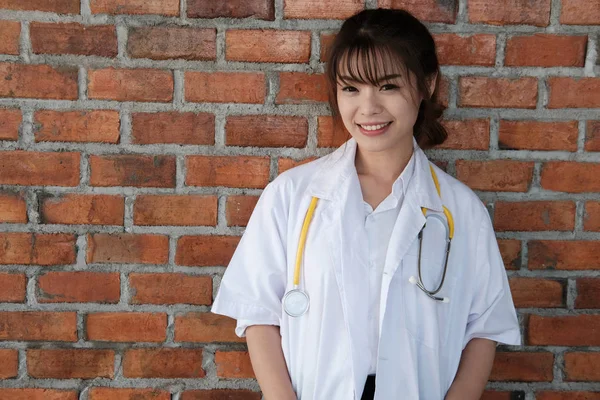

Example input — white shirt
[363,153,415,374]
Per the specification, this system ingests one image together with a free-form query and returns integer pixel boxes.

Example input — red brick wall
[0,0,598,399]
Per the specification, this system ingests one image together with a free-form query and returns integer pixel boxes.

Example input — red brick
[278,157,317,174]
[586,121,600,151]
[509,278,564,308]
[455,160,534,192]
[548,78,600,108]
[226,30,311,63]
[226,115,308,147]
[89,388,170,400]
[175,312,244,343]
[317,116,350,148]
[129,273,212,305]
[560,0,600,25]
[0,233,76,265]
[436,75,450,108]
[123,348,205,378]
[494,201,575,231]
[584,202,600,231]
[575,278,600,309]
[0,151,80,186]
[185,71,265,104]
[134,195,217,226]
[88,68,173,102]
[87,233,169,264]
[438,119,490,150]
[498,239,521,270]
[0,0,80,14]
[187,0,274,19]
[0,62,78,99]
[226,195,259,227]
[0,21,20,55]
[528,315,600,346]
[564,352,600,381]
[529,241,600,270]
[30,23,116,57]
[37,271,120,303]
[0,108,21,140]
[128,27,215,60]
[0,272,26,302]
[468,0,550,26]
[0,349,18,378]
[489,352,553,382]
[499,120,578,151]
[176,235,240,267]
[132,112,214,145]
[379,0,457,23]
[40,194,124,225]
[283,0,363,19]
[320,32,335,62]
[87,312,167,342]
[537,392,600,400]
[0,311,77,341]
[541,162,600,193]
[90,0,179,16]
[276,73,328,104]
[34,110,120,143]
[434,34,495,66]
[0,389,78,400]
[0,191,26,223]
[186,156,270,189]
[459,77,537,108]
[28,349,114,378]
[89,155,176,188]
[182,390,261,400]
[505,34,587,67]
[215,351,254,378]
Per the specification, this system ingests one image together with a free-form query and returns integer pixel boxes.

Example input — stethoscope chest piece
[283,288,310,317]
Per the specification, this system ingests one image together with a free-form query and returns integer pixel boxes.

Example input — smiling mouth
[357,122,392,131]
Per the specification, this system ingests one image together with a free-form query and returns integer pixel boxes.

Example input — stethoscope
[282,164,454,318]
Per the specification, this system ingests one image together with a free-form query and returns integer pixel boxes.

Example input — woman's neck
[354,138,414,183]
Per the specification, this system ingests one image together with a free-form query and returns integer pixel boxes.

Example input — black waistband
[361,374,376,400]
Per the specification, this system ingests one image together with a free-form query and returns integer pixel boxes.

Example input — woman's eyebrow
[337,73,403,83]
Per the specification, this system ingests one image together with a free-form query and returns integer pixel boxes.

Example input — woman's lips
[357,122,392,136]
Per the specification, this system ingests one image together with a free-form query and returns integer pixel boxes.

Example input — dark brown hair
[325,8,447,149]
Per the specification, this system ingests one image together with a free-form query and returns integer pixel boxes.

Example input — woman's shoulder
[268,153,333,196]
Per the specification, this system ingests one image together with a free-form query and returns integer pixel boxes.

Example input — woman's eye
[341,86,358,92]
[381,84,399,91]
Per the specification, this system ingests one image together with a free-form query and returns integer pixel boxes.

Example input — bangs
[334,43,408,87]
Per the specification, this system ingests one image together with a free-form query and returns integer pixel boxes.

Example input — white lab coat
[212,137,521,400]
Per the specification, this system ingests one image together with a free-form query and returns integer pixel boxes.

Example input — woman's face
[335,56,423,154]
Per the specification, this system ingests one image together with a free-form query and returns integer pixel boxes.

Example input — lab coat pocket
[400,253,457,350]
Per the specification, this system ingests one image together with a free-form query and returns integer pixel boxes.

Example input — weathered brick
[584,201,600,231]
[186,71,265,104]
[0,191,26,223]
[278,157,317,174]
[459,77,537,108]
[276,73,328,104]
[0,272,26,302]
[132,112,214,145]
[537,393,600,400]
[226,30,311,63]
[560,0,600,25]
[0,0,80,14]
[88,68,173,102]
[128,27,215,60]
[434,34,496,66]
[30,22,117,57]
[438,119,490,150]
[468,0,550,26]
[529,241,600,270]
[283,0,363,19]
[87,312,167,342]
[37,272,120,303]
[187,0,274,19]
[494,201,576,231]
[379,0,457,23]
[0,21,20,55]
[40,193,124,225]
[541,162,600,193]
[129,273,212,305]
[28,349,114,378]
[182,390,261,400]
[0,311,77,341]
[498,239,521,270]
[455,160,534,192]
[575,278,600,309]
[505,34,587,67]
[226,115,308,147]
[0,389,78,400]
[528,315,600,346]
[89,388,171,400]
[0,151,80,186]
[489,352,553,382]
[548,78,600,108]
[0,233,76,265]
[176,235,240,267]
[0,63,78,99]
[320,32,335,62]
[509,278,564,308]
[317,116,350,148]
[0,349,18,378]
[175,312,244,343]
[34,110,120,143]
[226,195,259,227]
[586,121,600,151]
[123,348,205,378]
[134,195,217,226]
[90,0,179,16]
[87,233,169,264]
[564,352,600,381]
[215,351,255,378]
[89,155,176,188]
[0,108,21,140]
[499,120,578,151]
[186,156,270,189]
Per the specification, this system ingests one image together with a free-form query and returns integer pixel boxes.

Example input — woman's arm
[444,338,497,400]
[246,325,297,400]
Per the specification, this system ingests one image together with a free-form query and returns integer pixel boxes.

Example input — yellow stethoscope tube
[293,196,319,286]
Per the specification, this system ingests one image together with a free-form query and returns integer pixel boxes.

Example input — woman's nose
[359,91,383,115]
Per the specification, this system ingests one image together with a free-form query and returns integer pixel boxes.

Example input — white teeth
[360,122,389,131]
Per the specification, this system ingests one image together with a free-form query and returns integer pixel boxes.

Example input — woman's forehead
[336,47,407,84]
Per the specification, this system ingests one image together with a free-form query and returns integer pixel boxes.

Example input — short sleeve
[462,215,521,349]
[211,180,288,337]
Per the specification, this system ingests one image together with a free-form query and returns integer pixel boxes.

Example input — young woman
[212,8,521,400]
